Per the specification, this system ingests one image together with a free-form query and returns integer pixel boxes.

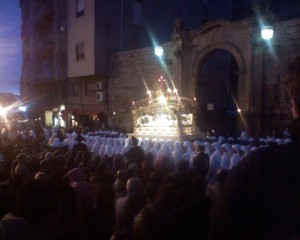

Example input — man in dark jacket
[191,141,209,178]
[210,56,300,240]
[125,136,145,169]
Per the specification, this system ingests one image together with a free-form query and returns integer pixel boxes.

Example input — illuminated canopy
[131,76,199,139]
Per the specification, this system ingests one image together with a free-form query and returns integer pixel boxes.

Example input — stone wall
[107,17,300,135]
[259,18,300,133]
[108,42,180,132]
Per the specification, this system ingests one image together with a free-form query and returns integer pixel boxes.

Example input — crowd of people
[0,56,299,239]
[0,123,294,240]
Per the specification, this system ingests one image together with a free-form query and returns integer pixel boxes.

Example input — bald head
[126,177,142,196]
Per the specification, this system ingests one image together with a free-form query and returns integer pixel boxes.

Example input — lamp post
[261,24,274,135]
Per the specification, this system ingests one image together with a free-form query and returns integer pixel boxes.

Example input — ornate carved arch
[191,41,246,89]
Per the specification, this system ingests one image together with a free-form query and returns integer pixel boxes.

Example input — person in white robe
[50,138,61,149]
[91,136,102,158]
[218,136,226,145]
[172,141,184,171]
[182,141,193,167]
[240,145,250,158]
[283,138,292,144]
[82,135,93,152]
[48,131,57,146]
[137,137,143,147]
[142,138,151,154]
[65,131,79,152]
[240,131,249,142]
[166,139,174,153]
[155,143,172,167]
[230,144,241,169]
[99,137,108,160]
[43,128,51,141]
[119,137,125,152]
[149,139,159,164]
[29,130,37,140]
[204,142,212,159]
[227,136,235,144]
[105,137,114,158]
[250,146,258,152]
[275,138,283,145]
[220,143,232,170]
[62,133,72,149]
[112,138,123,155]
[208,142,222,184]
[121,138,131,155]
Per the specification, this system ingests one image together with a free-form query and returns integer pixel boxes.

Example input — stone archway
[191,41,246,80]
[191,42,246,135]
[195,48,239,136]
[177,19,253,135]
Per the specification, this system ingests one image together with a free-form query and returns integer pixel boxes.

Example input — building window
[96,92,106,102]
[73,83,79,97]
[68,83,79,97]
[85,82,97,96]
[76,43,85,60]
[76,0,85,18]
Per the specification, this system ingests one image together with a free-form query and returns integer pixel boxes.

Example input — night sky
[0,0,21,95]
[0,0,299,97]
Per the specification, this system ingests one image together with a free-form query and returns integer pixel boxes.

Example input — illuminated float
[129,76,204,141]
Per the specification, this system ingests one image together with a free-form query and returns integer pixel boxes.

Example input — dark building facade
[20,0,67,125]
[20,0,300,135]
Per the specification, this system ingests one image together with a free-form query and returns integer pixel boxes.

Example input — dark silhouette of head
[133,202,176,240]
[131,136,139,146]
[215,169,228,184]
[15,180,61,225]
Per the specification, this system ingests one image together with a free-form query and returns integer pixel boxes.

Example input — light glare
[154,46,164,57]
[159,95,167,105]
[261,26,274,40]
[0,106,7,117]
[18,106,27,112]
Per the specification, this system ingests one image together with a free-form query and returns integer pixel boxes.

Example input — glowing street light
[154,46,164,57]
[261,25,274,40]
[18,106,27,112]
[0,106,7,117]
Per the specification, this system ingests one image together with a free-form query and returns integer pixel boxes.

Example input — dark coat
[125,146,145,169]
[211,118,300,239]
[192,152,209,177]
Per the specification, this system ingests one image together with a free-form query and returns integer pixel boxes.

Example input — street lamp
[18,106,27,112]
[261,23,274,133]
[261,25,274,40]
[154,46,164,57]
[0,106,7,118]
